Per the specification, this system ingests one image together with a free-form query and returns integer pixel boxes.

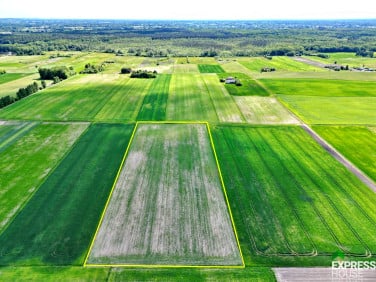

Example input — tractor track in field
[301,124,376,193]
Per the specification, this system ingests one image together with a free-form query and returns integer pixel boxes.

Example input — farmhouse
[225,77,236,84]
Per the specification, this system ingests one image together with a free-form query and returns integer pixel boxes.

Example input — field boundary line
[84,121,245,269]
[206,122,246,268]
[83,122,138,267]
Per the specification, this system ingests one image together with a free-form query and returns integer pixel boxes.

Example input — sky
[0,0,375,20]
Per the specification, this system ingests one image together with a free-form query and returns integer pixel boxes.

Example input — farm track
[302,124,376,193]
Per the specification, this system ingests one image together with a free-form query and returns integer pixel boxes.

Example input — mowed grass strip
[201,74,244,123]
[278,95,376,124]
[211,125,376,261]
[95,78,152,122]
[233,96,299,124]
[0,123,134,266]
[313,126,376,182]
[198,64,225,73]
[261,78,376,97]
[218,73,269,96]
[137,74,171,121]
[167,74,218,122]
[0,123,88,232]
[0,74,128,121]
[88,123,242,266]
[0,73,30,85]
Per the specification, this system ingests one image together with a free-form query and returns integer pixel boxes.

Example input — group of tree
[130,70,157,79]
[0,69,6,75]
[80,63,105,74]
[120,67,132,74]
[355,48,374,57]
[0,95,15,109]
[39,66,75,81]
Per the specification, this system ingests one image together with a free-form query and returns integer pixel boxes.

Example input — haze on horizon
[0,0,375,20]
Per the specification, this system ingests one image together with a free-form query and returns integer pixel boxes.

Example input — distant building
[225,77,236,84]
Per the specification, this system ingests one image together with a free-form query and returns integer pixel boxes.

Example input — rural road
[301,124,376,193]
[274,267,376,281]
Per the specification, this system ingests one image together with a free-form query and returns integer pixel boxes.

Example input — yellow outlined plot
[84,121,245,269]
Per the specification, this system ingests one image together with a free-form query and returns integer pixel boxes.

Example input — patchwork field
[0,73,39,98]
[313,126,376,182]
[87,123,242,266]
[198,64,225,73]
[0,123,134,265]
[211,125,376,263]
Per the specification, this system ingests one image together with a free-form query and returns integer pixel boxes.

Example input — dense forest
[0,19,376,57]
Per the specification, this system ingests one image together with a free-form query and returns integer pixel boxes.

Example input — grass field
[0,123,134,265]
[0,73,39,98]
[304,53,376,68]
[211,125,376,264]
[0,73,30,85]
[0,74,139,121]
[239,57,323,73]
[233,96,299,124]
[260,78,376,97]
[201,74,244,122]
[218,73,269,96]
[198,64,225,73]
[313,126,376,182]
[0,122,88,232]
[278,95,376,124]
[172,64,199,73]
[167,74,218,121]
[137,74,171,121]
[87,123,242,266]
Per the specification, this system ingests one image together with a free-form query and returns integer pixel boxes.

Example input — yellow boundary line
[84,121,245,269]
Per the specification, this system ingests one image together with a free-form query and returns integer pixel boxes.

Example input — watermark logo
[331,251,376,281]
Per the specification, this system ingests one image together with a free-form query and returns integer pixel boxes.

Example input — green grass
[0,74,135,121]
[211,125,376,265]
[137,74,171,121]
[172,64,199,73]
[94,77,152,122]
[239,57,323,72]
[0,266,276,281]
[0,123,88,233]
[218,73,269,96]
[201,74,244,122]
[313,126,376,182]
[198,64,225,73]
[0,122,37,153]
[0,73,30,85]
[167,74,218,121]
[260,78,376,97]
[305,52,376,68]
[278,95,376,124]
[0,123,134,266]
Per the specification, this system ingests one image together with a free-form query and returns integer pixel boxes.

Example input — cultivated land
[88,123,242,266]
[313,126,376,182]
[0,49,375,280]
[0,123,133,265]
[211,125,376,263]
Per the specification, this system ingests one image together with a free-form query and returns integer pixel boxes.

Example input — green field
[212,125,376,263]
[304,53,376,68]
[278,95,376,124]
[198,64,225,73]
[313,126,376,182]
[218,73,269,96]
[0,122,88,232]
[0,73,30,85]
[137,74,171,121]
[167,74,218,121]
[0,73,39,98]
[0,123,133,265]
[88,123,242,266]
[239,56,323,73]
[260,78,376,97]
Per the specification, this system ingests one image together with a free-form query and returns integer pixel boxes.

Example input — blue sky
[0,0,375,20]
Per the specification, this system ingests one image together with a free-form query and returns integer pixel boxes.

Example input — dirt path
[301,124,376,193]
[274,267,376,281]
